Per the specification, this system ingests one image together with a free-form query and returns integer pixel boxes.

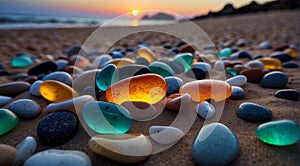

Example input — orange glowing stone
[40,80,78,102]
[179,80,232,102]
[258,57,282,70]
[106,74,167,105]
[284,48,298,58]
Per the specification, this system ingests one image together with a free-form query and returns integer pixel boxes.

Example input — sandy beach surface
[0,10,300,165]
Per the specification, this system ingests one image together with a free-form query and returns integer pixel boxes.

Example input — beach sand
[0,10,299,165]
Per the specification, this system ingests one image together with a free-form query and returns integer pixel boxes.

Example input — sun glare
[131,10,139,16]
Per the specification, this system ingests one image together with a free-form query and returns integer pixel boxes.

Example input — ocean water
[0,14,177,29]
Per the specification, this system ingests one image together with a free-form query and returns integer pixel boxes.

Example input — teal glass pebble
[95,64,119,91]
[0,108,19,135]
[219,48,232,58]
[82,101,132,134]
[149,61,175,78]
[256,119,300,146]
[226,67,238,76]
[11,53,33,68]
[173,53,193,72]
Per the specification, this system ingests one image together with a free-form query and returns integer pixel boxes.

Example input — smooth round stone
[253,54,264,59]
[273,44,289,51]
[95,64,119,92]
[11,53,33,68]
[282,61,299,68]
[13,136,37,166]
[236,102,272,122]
[121,101,161,121]
[260,71,288,88]
[92,54,112,68]
[166,94,191,111]
[226,75,247,86]
[55,59,68,71]
[256,119,300,146]
[0,70,9,76]
[24,75,38,84]
[0,95,12,107]
[66,45,87,57]
[135,57,149,66]
[192,123,239,166]
[284,48,298,58]
[118,64,150,79]
[111,51,124,59]
[28,61,57,76]
[173,53,193,72]
[180,80,232,102]
[246,60,264,69]
[0,108,18,136]
[213,60,224,70]
[275,89,299,101]
[231,51,252,60]
[149,61,175,78]
[40,80,79,102]
[70,55,90,69]
[73,69,100,95]
[37,111,78,146]
[259,41,272,49]
[64,65,83,75]
[233,65,249,74]
[186,68,206,80]
[24,149,91,166]
[270,52,292,62]
[258,57,282,70]
[149,126,184,145]
[42,71,73,86]
[8,99,41,119]
[82,101,132,134]
[240,68,265,83]
[46,95,95,114]
[106,74,167,105]
[29,80,43,96]
[165,76,184,96]
[195,101,215,119]
[0,81,31,97]
[166,47,180,56]
[193,62,211,72]
[0,144,17,166]
[237,39,246,47]
[137,47,157,63]
[89,134,152,164]
[230,86,244,100]
[218,48,232,57]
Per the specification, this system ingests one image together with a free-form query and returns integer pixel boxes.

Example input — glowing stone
[137,47,157,62]
[258,57,282,70]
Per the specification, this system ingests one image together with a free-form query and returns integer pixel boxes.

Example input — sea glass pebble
[137,47,157,62]
[108,58,135,68]
[0,109,18,135]
[8,99,41,119]
[106,74,167,105]
[149,61,175,77]
[226,67,238,76]
[226,75,247,86]
[11,54,33,68]
[195,101,215,119]
[275,89,299,101]
[236,102,272,122]
[192,123,239,166]
[256,119,300,146]
[173,53,193,72]
[82,101,132,134]
[13,136,37,166]
[24,149,91,166]
[0,144,17,166]
[260,71,288,88]
[149,126,184,145]
[89,134,152,164]
[180,80,232,102]
[95,64,119,91]
[284,48,298,58]
[37,111,78,146]
[40,80,78,102]
[219,48,232,57]
[258,57,282,70]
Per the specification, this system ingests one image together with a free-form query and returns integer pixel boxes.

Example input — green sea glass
[95,64,119,91]
[226,67,238,76]
[82,101,132,134]
[256,119,300,146]
[219,48,232,58]
[173,53,193,72]
[0,109,19,135]
[11,53,33,68]
[149,61,175,78]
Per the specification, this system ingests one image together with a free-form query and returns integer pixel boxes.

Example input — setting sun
[131,9,139,16]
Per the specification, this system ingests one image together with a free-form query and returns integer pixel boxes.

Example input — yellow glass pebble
[137,47,157,62]
[109,58,135,68]
[40,80,78,102]
[258,57,282,70]
[284,48,298,58]
[179,79,232,102]
[106,74,167,104]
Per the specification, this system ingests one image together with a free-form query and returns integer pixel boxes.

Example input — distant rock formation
[141,12,175,20]
[192,0,300,20]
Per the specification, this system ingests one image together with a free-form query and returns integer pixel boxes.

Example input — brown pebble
[166,94,191,111]
[0,81,31,96]
[0,144,17,166]
[240,67,265,83]
[179,45,195,54]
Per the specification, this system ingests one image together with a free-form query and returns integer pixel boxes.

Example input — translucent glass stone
[258,57,282,70]
[0,108,18,135]
[173,53,193,72]
[226,67,238,76]
[11,53,33,68]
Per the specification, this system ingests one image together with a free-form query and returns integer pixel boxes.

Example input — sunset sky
[0,0,275,17]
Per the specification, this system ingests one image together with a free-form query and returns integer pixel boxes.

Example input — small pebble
[236,102,272,122]
[13,136,37,166]
[165,76,184,96]
[0,109,18,135]
[195,101,215,119]
[275,89,299,101]
[55,59,69,71]
[0,81,31,97]
[226,75,247,86]
[149,61,175,77]
[95,64,119,91]
[282,61,299,68]
[166,94,191,111]
[192,62,211,72]
[246,60,264,69]
[8,99,41,119]
[28,61,57,76]
[0,144,17,166]
[259,41,272,49]
[186,68,206,80]
[240,68,264,83]
[230,86,244,100]
[42,71,73,86]
[0,95,12,107]
[29,80,43,96]
[270,52,292,62]
[260,71,288,88]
